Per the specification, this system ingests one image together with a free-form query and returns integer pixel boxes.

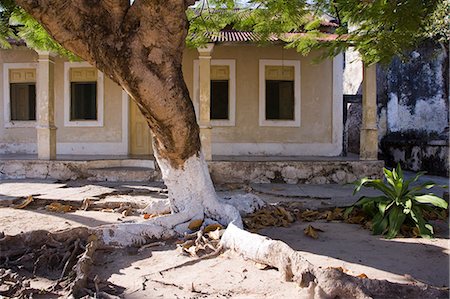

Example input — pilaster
[197,43,214,160]
[36,51,57,160]
[360,63,378,160]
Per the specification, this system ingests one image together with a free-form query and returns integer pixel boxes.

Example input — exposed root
[0,228,123,298]
[68,240,99,298]
[220,223,449,299]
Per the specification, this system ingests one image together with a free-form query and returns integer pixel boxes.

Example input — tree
[0,1,448,298]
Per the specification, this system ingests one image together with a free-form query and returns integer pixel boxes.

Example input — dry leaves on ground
[46,202,74,213]
[12,196,34,209]
[303,225,324,239]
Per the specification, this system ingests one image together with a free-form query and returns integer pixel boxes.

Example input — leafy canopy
[0,0,448,64]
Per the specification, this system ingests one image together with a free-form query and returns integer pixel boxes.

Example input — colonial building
[0,34,383,183]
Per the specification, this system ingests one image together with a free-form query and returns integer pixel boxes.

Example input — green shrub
[346,164,448,239]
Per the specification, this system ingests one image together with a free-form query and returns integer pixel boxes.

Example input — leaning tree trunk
[15,0,241,246]
[5,2,450,298]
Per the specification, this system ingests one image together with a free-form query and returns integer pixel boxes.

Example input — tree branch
[14,0,129,67]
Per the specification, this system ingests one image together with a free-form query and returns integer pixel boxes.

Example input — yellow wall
[0,48,123,153]
[53,57,123,143]
[182,45,334,144]
[1,44,336,155]
[0,48,37,147]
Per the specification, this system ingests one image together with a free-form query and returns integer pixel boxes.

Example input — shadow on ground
[261,220,449,287]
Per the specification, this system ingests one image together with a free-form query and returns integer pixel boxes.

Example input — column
[36,51,57,160]
[360,63,378,160]
[197,43,214,160]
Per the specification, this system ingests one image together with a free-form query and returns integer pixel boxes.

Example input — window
[193,59,236,126]
[10,69,36,121]
[265,78,294,120]
[210,65,230,120]
[70,68,97,120]
[259,60,301,127]
[64,62,104,127]
[3,65,37,127]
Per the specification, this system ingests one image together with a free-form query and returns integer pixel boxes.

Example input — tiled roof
[204,31,340,43]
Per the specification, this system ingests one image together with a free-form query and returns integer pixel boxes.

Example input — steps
[87,166,158,182]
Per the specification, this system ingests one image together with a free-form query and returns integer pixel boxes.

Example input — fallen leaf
[300,210,320,221]
[188,219,203,231]
[204,223,223,233]
[357,273,368,279]
[13,195,34,209]
[304,225,322,239]
[345,215,366,224]
[46,202,73,213]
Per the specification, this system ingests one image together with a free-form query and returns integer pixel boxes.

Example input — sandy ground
[0,177,449,298]
[0,206,448,298]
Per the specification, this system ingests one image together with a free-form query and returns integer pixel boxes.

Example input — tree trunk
[14,0,241,246]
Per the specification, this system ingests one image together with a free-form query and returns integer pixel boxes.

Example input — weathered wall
[385,42,448,134]
[343,41,449,176]
[0,48,125,154]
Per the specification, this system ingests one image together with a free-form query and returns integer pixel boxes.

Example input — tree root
[220,223,449,299]
[0,228,122,298]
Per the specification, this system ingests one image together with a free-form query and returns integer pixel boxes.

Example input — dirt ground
[0,205,448,298]
[0,177,449,298]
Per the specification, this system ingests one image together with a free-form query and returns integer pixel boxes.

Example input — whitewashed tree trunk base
[220,224,447,299]
[95,154,246,247]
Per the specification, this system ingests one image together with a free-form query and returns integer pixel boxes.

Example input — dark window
[10,83,36,121]
[210,80,229,120]
[70,82,97,120]
[265,80,294,120]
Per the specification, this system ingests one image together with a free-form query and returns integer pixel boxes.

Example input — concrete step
[87,166,158,182]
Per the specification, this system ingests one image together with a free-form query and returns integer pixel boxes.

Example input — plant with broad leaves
[346,164,448,239]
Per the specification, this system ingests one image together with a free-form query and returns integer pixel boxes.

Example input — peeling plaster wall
[344,41,449,175]
[386,45,448,133]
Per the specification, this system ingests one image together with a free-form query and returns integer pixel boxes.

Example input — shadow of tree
[261,221,449,287]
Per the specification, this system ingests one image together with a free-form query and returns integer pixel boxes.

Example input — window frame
[259,59,301,127]
[3,63,38,128]
[193,59,236,127]
[64,61,104,127]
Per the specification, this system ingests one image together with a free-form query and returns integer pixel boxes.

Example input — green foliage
[10,8,77,60]
[189,0,446,65]
[346,164,448,239]
[0,1,78,59]
[0,0,447,64]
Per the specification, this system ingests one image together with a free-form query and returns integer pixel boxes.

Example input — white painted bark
[95,152,242,247]
[155,152,242,227]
